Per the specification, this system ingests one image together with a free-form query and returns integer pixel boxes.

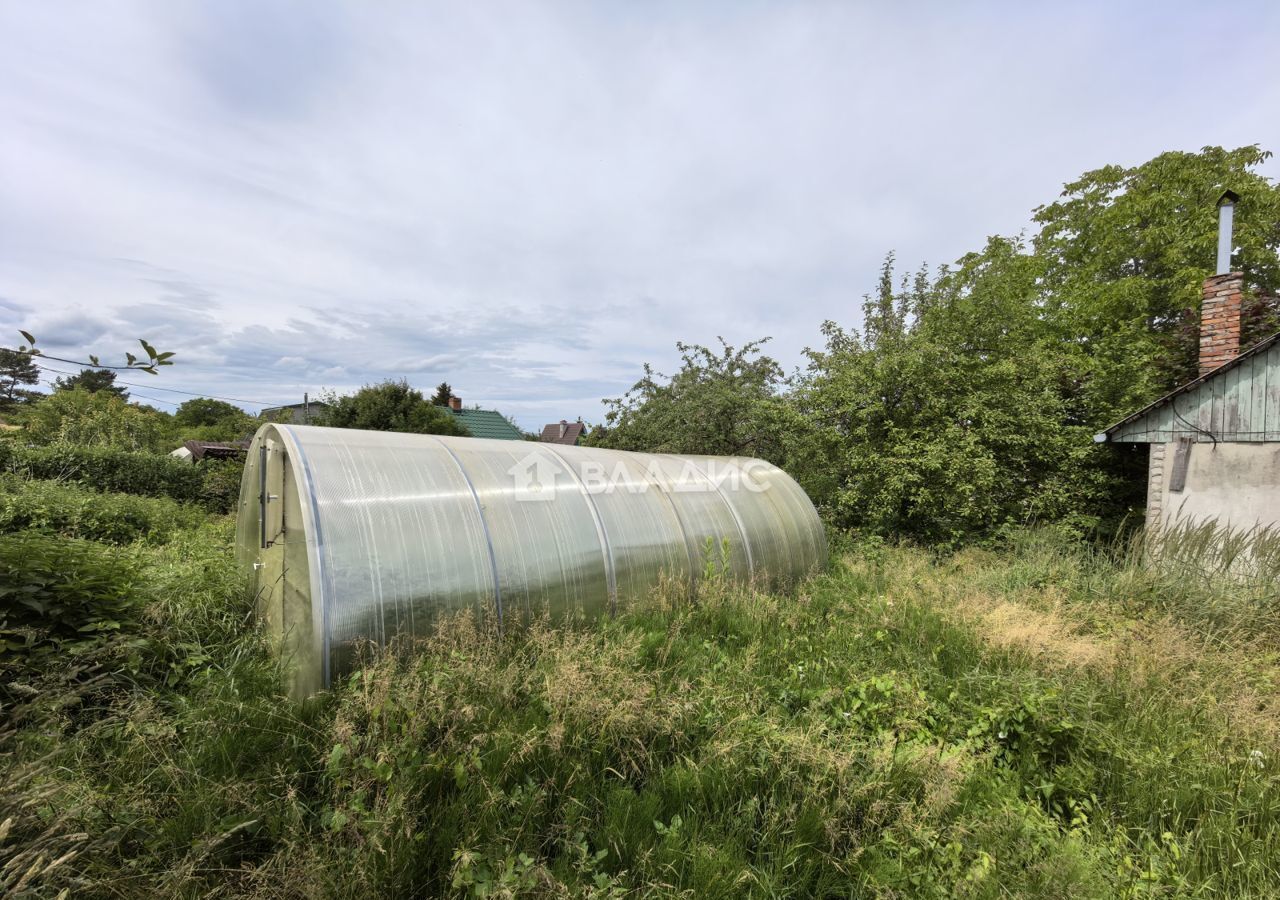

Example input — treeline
[0,377,258,513]
[589,146,1280,546]
[0,369,480,456]
[0,374,263,452]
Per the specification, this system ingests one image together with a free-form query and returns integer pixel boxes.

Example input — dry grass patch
[855,544,1280,751]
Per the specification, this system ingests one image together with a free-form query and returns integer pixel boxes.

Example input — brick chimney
[1199,273,1244,374]
[448,395,462,411]
[558,419,568,439]
[1200,190,1243,375]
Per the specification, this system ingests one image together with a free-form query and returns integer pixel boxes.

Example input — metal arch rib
[672,455,755,576]
[541,444,617,615]
[431,437,504,632]
[637,457,698,597]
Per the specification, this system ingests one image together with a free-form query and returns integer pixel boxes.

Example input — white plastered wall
[1147,441,1280,533]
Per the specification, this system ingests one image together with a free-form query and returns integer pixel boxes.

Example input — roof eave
[1098,330,1280,441]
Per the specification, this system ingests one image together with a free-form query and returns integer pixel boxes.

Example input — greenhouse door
[254,436,321,696]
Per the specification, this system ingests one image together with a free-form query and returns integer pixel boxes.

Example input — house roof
[262,400,331,412]
[539,421,586,445]
[449,407,526,440]
[1098,330,1280,443]
[179,439,250,461]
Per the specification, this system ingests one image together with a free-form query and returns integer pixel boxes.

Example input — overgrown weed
[4,506,1280,896]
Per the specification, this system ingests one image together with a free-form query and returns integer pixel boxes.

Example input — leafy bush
[317,379,469,436]
[0,531,139,658]
[0,475,205,543]
[197,457,247,515]
[20,387,172,451]
[0,443,241,513]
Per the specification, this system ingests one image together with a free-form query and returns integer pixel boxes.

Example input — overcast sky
[2,1,1278,428]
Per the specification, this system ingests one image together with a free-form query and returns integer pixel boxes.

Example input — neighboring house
[261,398,330,424]
[444,394,526,440]
[539,419,586,445]
[1097,193,1280,535]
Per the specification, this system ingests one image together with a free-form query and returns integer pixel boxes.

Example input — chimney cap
[1217,189,1240,206]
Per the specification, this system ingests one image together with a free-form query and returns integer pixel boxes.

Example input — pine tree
[0,348,40,409]
[430,382,454,406]
[53,367,129,399]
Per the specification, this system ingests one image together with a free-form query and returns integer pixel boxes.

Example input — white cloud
[1,1,1277,428]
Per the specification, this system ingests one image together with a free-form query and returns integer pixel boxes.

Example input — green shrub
[20,387,172,451]
[0,443,241,513]
[0,475,205,544]
[197,457,246,515]
[0,531,139,658]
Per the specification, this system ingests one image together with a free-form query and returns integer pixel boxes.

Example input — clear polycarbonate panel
[710,457,827,585]
[439,440,611,624]
[639,454,754,582]
[280,425,499,677]
[236,424,827,691]
[542,445,692,610]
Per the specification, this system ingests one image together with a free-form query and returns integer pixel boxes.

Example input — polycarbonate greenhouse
[236,424,826,697]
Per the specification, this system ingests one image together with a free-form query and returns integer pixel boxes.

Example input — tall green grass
[987,520,1280,641]
[3,519,1279,897]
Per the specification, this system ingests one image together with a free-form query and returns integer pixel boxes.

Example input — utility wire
[33,361,287,407]
[1171,393,1219,447]
[38,377,181,409]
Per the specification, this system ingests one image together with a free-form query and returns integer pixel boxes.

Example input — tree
[171,397,257,442]
[594,338,800,462]
[317,380,470,436]
[787,146,1279,546]
[174,397,246,428]
[53,368,128,399]
[430,382,454,406]
[1032,145,1280,409]
[0,348,40,409]
[796,249,1139,547]
[22,388,171,451]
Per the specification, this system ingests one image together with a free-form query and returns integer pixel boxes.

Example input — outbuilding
[1097,193,1280,535]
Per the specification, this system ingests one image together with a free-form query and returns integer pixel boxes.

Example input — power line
[33,362,288,407]
[37,377,181,409]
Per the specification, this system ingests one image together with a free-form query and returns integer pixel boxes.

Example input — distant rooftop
[449,406,525,440]
[539,420,585,445]
[261,399,330,424]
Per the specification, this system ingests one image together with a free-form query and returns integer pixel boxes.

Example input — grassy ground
[2,481,1279,897]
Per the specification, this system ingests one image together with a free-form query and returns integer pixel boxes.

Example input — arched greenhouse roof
[236,424,826,696]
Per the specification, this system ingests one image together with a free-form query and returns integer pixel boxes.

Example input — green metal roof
[449,407,526,440]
